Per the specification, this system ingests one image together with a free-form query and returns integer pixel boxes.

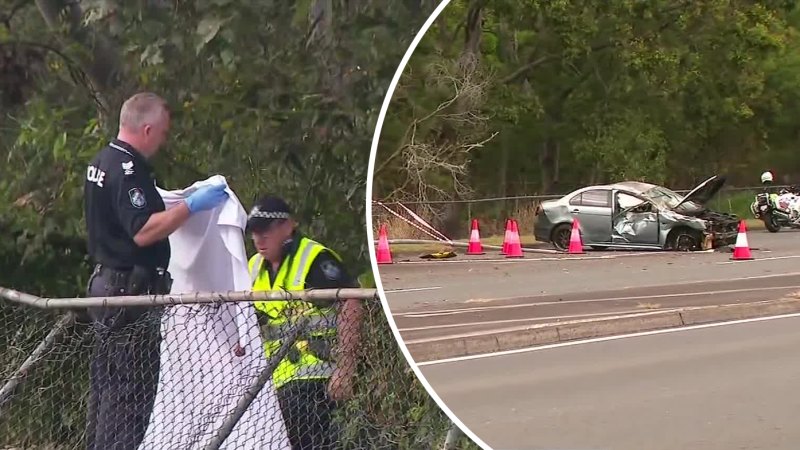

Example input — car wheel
[550,223,572,251]
[668,229,700,252]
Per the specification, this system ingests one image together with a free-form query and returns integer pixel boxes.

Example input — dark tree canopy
[376,0,800,210]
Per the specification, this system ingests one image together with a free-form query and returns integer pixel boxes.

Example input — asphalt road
[397,274,800,342]
[380,230,800,345]
[420,314,800,450]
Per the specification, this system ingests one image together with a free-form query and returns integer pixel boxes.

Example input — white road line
[393,272,800,317]
[397,285,800,318]
[717,255,800,265]
[416,311,800,367]
[397,308,672,332]
[405,309,689,344]
[384,286,442,294]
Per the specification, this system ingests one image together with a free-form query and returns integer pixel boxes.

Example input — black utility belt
[95,264,173,296]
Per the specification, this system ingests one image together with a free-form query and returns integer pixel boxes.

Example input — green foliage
[376,0,800,213]
[0,1,471,448]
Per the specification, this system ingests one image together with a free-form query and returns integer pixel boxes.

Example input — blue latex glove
[185,184,228,213]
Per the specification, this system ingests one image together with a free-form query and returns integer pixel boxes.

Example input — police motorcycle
[750,171,800,233]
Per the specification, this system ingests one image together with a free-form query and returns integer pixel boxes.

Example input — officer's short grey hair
[120,92,169,131]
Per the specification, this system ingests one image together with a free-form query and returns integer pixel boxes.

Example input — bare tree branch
[0,0,31,29]
[376,59,498,221]
[0,40,106,110]
[34,0,126,120]
[501,0,693,85]
[501,43,614,84]
[374,65,472,176]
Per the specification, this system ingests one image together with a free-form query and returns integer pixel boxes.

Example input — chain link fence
[373,185,780,240]
[0,288,480,450]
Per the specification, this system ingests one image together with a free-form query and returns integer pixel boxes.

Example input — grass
[375,203,539,241]
[383,234,539,256]
[746,218,764,230]
[709,190,756,219]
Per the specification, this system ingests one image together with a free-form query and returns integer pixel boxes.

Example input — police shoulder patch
[121,160,135,176]
[319,259,342,281]
[128,188,147,209]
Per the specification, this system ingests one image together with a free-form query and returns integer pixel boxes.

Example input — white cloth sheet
[137,175,290,450]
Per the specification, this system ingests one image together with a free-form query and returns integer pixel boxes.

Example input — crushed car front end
[658,209,739,250]
[697,210,739,247]
[644,175,740,249]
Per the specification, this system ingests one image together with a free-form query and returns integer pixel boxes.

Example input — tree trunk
[498,128,509,197]
[540,137,557,194]
[497,21,517,64]
[464,1,483,53]
[462,0,484,66]
[589,161,600,185]
[441,202,465,239]
[552,140,560,191]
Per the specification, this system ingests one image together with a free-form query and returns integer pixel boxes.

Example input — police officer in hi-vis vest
[246,195,363,450]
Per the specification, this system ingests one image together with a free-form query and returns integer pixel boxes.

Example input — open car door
[611,191,659,245]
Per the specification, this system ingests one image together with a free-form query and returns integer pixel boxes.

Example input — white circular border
[365,2,493,449]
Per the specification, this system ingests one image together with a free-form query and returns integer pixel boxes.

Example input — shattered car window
[641,186,683,209]
[616,192,644,210]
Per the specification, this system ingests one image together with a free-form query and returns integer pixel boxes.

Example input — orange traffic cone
[568,219,584,254]
[501,219,512,255]
[376,224,393,264]
[730,220,754,261]
[506,220,524,258]
[466,219,485,255]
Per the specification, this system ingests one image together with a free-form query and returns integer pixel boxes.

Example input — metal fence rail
[374,184,789,205]
[0,288,479,450]
[0,287,378,309]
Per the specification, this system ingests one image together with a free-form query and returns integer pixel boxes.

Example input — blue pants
[84,268,161,450]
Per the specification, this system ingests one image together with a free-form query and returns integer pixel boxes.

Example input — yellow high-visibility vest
[248,237,340,389]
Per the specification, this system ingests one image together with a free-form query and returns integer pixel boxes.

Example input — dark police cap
[247,195,293,232]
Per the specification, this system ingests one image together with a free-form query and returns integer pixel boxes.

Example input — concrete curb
[406,297,800,362]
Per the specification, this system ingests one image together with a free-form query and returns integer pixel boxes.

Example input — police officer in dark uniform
[246,196,363,450]
[83,92,228,450]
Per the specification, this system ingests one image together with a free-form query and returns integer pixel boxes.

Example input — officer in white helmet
[760,170,800,221]
[761,171,778,198]
[761,170,781,206]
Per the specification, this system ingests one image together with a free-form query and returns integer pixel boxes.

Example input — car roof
[605,181,657,193]
[577,181,657,195]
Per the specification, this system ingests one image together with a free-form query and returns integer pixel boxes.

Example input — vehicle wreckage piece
[534,175,739,252]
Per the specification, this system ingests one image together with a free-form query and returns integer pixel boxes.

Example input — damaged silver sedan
[533,176,740,252]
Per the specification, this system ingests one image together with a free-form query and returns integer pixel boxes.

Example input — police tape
[394,202,452,243]
[0,286,378,309]
[386,238,560,254]
[374,200,452,243]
